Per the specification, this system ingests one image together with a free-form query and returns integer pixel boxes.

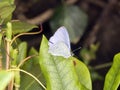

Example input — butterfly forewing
[49,26,70,50]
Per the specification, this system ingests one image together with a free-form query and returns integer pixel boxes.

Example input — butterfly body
[48,26,71,58]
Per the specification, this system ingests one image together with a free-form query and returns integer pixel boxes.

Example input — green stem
[6,22,13,90]
[94,62,112,70]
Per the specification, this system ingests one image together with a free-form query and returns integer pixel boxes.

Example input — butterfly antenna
[72,47,81,53]
[49,41,54,44]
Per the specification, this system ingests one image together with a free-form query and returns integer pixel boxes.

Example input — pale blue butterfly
[48,26,71,58]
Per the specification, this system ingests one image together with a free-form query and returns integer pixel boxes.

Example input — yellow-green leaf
[0,1,15,20]
[0,70,14,90]
[104,53,120,90]
[72,57,92,90]
[11,20,38,34]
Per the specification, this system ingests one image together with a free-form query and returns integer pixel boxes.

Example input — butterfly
[48,26,71,58]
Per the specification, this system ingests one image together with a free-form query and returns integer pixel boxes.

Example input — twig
[18,9,54,24]
[17,0,78,24]
[26,9,54,24]
[17,55,37,68]
[10,25,43,45]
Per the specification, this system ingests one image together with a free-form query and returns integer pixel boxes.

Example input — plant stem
[6,22,13,90]
[6,39,14,90]
[8,79,14,90]
[17,54,37,68]
[94,62,112,70]
[6,39,10,69]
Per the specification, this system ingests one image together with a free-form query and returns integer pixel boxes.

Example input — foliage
[103,53,120,90]
[0,0,120,90]
[0,70,14,90]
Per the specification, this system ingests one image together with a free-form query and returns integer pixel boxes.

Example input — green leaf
[0,0,14,4]
[20,47,45,90]
[104,53,120,90]
[11,20,38,34]
[72,58,92,90]
[1,20,38,34]
[0,1,15,23]
[1,40,7,69]
[17,42,27,65]
[50,5,88,43]
[39,35,82,90]
[0,70,14,90]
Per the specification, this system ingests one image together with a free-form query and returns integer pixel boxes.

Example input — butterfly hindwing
[48,42,71,58]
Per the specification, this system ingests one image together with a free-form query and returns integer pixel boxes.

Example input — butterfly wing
[48,42,71,58]
[49,26,71,50]
[48,26,71,58]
